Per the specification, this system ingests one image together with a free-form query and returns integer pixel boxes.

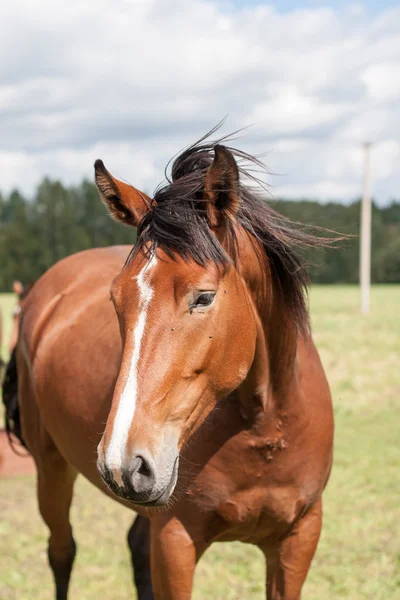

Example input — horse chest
[185,433,313,545]
[187,477,307,545]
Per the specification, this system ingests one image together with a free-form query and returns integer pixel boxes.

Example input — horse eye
[194,292,215,307]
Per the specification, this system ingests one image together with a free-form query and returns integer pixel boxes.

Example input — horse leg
[150,516,205,600]
[261,498,322,600]
[36,438,78,600]
[127,515,154,600]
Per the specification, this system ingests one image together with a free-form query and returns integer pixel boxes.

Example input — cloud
[0,0,400,204]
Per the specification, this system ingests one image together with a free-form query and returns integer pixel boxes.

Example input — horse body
[8,138,334,600]
[18,248,124,489]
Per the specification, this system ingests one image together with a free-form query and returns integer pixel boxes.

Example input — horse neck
[234,228,302,414]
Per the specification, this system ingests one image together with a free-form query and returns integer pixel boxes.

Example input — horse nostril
[131,455,151,476]
[137,458,151,477]
[127,454,155,496]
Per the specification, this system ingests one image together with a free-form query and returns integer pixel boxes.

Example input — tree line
[0,177,399,291]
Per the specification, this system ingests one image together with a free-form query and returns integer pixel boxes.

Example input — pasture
[1,285,399,599]
[0,293,15,363]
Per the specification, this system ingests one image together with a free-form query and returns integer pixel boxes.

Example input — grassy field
[1,286,399,599]
[0,293,15,362]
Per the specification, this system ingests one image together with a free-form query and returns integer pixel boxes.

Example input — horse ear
[94,159,151,227]
[204,145,240,229]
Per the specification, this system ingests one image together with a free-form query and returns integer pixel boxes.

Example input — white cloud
[0,0,400,204]
[361,63,400,102]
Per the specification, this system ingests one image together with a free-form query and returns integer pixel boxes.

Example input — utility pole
[360,142,372,314]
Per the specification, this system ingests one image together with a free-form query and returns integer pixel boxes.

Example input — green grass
[1,286,399,599]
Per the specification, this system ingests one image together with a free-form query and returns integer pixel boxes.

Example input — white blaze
[105,255,157,485]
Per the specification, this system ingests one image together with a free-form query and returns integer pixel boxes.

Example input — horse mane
[131,127,335,333]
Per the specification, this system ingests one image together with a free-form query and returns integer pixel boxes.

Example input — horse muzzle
[97,447,179,507]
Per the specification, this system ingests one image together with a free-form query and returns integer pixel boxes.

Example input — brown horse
[4,136,334,599]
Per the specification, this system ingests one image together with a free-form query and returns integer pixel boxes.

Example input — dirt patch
[0,429,35,477]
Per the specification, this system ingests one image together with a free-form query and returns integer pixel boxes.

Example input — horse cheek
[212,319,256,394]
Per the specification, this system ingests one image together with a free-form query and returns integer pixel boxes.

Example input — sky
[1,0,400,204]
[229,0,400,12]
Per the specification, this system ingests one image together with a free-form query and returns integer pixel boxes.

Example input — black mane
[130,129,333,331]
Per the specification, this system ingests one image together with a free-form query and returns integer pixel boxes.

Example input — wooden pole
[360,142,372,314]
